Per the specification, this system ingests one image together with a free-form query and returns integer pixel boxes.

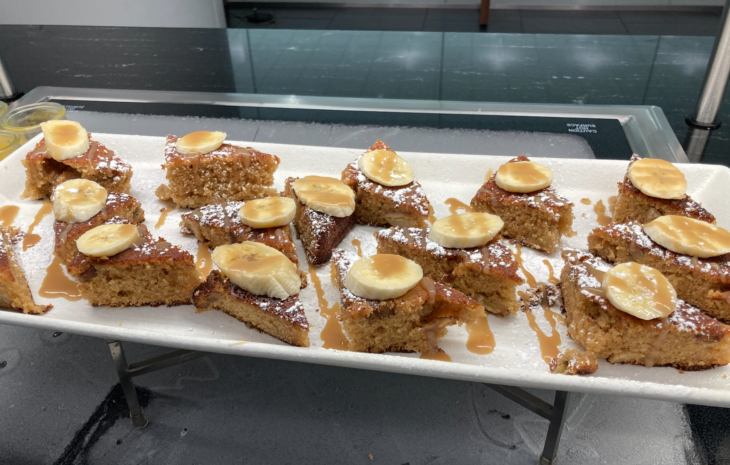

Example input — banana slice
[344,254,423,301]
[239,197,296,229]
[40,120,90,161]
[77,224,140,258]
[428,212,504,248]
[603,262,677,320]
[52,179,108,223]
[176,131,227,155]
[644,215,730,258]
[495,161,553,193]
[292,175,355,217]
[212,242,300,299]
[358,150,414,187]
[627,158,686,199]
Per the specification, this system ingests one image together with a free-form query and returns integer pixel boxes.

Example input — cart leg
[106,339,148,429]
[539,390,569,465]
[485,385,569,465]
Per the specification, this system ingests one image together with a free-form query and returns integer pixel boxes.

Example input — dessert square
[613,155,715,225]
[332,249,483,353]
[155,135,279,209]
[54,192,144,263]
[470,155,574,253]
[67,220,200,307]
[375,227,522,316]
[0,227,51,314]
[180,201,299,266]
[22,134,132,200]
[284,177,355,266]
[560,249,730,370]
[588,222,730,323]
[341,140,433,228]
[192,270,310,347]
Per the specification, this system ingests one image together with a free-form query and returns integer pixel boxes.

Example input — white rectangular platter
[2,133,730,407]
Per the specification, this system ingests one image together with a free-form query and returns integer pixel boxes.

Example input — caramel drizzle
[608,195,618,214]
[311,263,348,350]
[196,244,213,280]
[155,204,176,230]
[466,313,495,355]
[39,254,82,301]
[444,198,473,216]
[593,200,612,226]
[580,198,591,205]
[86,141,98,166]
[0,205,19,228]
[514,244,537,287]
[420,350,452,362]
[427,210,437,225]
[23,200,52,251]
[542,259,559,285]
[351,239,363,257]
[520,291,561,364]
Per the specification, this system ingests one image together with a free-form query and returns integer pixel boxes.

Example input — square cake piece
[180,201,299,266]
[470,155,574,253]
[284,177,355,266]
[588,222,730,323]
[0,227,51,314]
[341,140,433,228]
[67,220,200,307]
[375,227,522,316]
[332,249,483,353]
[192,270,310,347]
[155,135,279,209]
[613,155,715,225]
[22,134,132,200]
[560,249,730,370]
[54,192,145,263]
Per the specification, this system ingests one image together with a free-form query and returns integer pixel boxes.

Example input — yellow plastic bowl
[0,102,66,145]
[0,101,7,120]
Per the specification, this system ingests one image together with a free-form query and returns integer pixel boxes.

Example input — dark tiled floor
[226,5,722,36]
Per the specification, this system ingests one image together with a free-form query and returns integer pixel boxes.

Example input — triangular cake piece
[192,270,309,347]
[375,227,522,316]
[180,201,299,266]
[341,140,433,228]
[155,134,279,209]
[22,134,132,199]
[561,249,730,370]
[332,249,483,353]
[67,219,200,307]
[612,154,714,225]
[470,155,573,253]
[0,227,51,314]
[588,221,730,323]
[284,177,355,266]
[54,192,144,263]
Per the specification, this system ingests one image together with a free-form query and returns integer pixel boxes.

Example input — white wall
[0,0,226,28]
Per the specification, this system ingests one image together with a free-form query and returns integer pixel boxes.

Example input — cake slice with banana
[589,216,730,323]
[284,175,356,266]
[470,155,574,253]
[375,212,523,316]
[66,220,200,307]
[192,242,309,347]
[155,132,279,209]
[181,197,302,271]
[51,179,145,263]
[22,120,133,199]
[341,140,433,228]
[612,154,715,225]
[0,226,52,314]
[332,250,483,353]
[561,249,730,370]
